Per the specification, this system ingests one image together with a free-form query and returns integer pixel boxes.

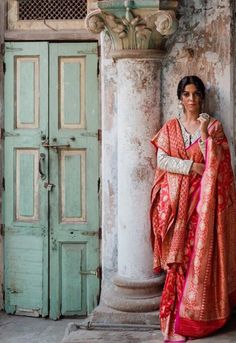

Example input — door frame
[2,42,101,320]
[0,0,5,311]
[0,0,101,313]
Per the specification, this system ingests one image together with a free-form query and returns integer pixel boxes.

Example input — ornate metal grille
[18,0,87,20]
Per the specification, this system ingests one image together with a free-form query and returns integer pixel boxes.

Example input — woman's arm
[157,148,193,175]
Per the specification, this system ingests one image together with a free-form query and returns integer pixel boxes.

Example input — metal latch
[81,230,99,237]
[42,142,70,150]
[80,266,101,279]
[44,182,55,191]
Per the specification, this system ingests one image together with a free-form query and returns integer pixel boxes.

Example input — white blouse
[157,119,206,175]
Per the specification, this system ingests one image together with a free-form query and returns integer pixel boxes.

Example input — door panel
[4,42,49,316]
[59,56,85,129]
[16,149,39,221]
[60,243,87,315]
[16,57,40,129]
[49,43,99,319]
[60,150,86,222]
[4,42,100,319]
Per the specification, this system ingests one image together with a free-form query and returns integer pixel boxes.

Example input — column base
[91,303,160,326]
[103,274,165,313]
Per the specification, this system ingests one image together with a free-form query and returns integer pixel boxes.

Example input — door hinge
[97,60,100,76]
[96,266,102,279]
[98,129,102,141]
[0,224,5,236]
[0,128,5,140]
[2,177,5,191]
[3,62,6,74]
[80,266,102,279]
[99,227,102,240]
[97,45,101,57]
[97,177,100,193]
[0,43,5,56]
[2,282,5,302]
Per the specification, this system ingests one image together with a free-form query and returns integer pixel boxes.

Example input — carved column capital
[154,10,177,36]
[86,1,179,59]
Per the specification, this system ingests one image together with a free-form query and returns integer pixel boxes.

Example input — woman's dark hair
[177,75,205,100]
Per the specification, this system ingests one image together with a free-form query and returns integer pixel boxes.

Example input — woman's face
[181,84,202,115]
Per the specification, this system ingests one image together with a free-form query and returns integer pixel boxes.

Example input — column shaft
[101,58,165,317]
[117,59,160,279]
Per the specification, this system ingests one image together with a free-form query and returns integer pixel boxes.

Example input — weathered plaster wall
[162,0,234,162]
[100,0,235,291]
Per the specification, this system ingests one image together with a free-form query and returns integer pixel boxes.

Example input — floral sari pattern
[150,118,236,340]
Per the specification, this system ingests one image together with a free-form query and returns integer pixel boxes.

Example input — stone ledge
[90,303,160,325]
[111,49,166,60]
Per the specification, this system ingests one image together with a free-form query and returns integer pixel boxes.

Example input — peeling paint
[131,165,150,183]
[162,0,232,130]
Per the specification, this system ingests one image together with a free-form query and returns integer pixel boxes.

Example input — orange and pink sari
[150,118,236,341]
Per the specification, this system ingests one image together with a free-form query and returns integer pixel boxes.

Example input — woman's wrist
[200,131,208,141]
[191,162,196,171]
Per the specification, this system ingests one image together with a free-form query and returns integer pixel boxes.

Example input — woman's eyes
[182,91,201,97]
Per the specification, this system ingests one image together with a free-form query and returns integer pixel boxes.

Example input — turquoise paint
[49,43,99,319]
[5,235,43,310]
[61,243,86,315]
[98,0,161,9]
[63,62,81,125]
[4,42,49,316]
[18,60,36,125]
[19,153,35,217]
[64,154,82,218]
[4,42,100,319]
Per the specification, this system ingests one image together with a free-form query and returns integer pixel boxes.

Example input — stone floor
[62,314,236,343]
[0,310,236,343]
[0,311,83,343]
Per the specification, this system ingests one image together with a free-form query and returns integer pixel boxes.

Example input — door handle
[39,153,46,180]
[42,143,70,149]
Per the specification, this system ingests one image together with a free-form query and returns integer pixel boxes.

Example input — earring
[200,101,205,113]
[178,100,183,118]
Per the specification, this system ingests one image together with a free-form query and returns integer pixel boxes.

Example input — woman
[150,75,236,342]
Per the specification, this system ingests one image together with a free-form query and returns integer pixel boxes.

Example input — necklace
[178,119,200,147]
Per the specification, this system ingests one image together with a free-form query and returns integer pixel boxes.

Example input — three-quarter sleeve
[157,148,193,175]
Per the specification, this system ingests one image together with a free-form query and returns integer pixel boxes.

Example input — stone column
[110,58,163,314]
[86,0,179,324]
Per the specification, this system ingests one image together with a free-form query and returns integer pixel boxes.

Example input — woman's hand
[197,113,211,141]
[191,162,205,175]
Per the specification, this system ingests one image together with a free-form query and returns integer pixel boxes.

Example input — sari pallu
[150,118,236,339]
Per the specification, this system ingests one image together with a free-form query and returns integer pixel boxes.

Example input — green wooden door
[4,42,49,317]
[48,43,100,319]
[4,42,100,319]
